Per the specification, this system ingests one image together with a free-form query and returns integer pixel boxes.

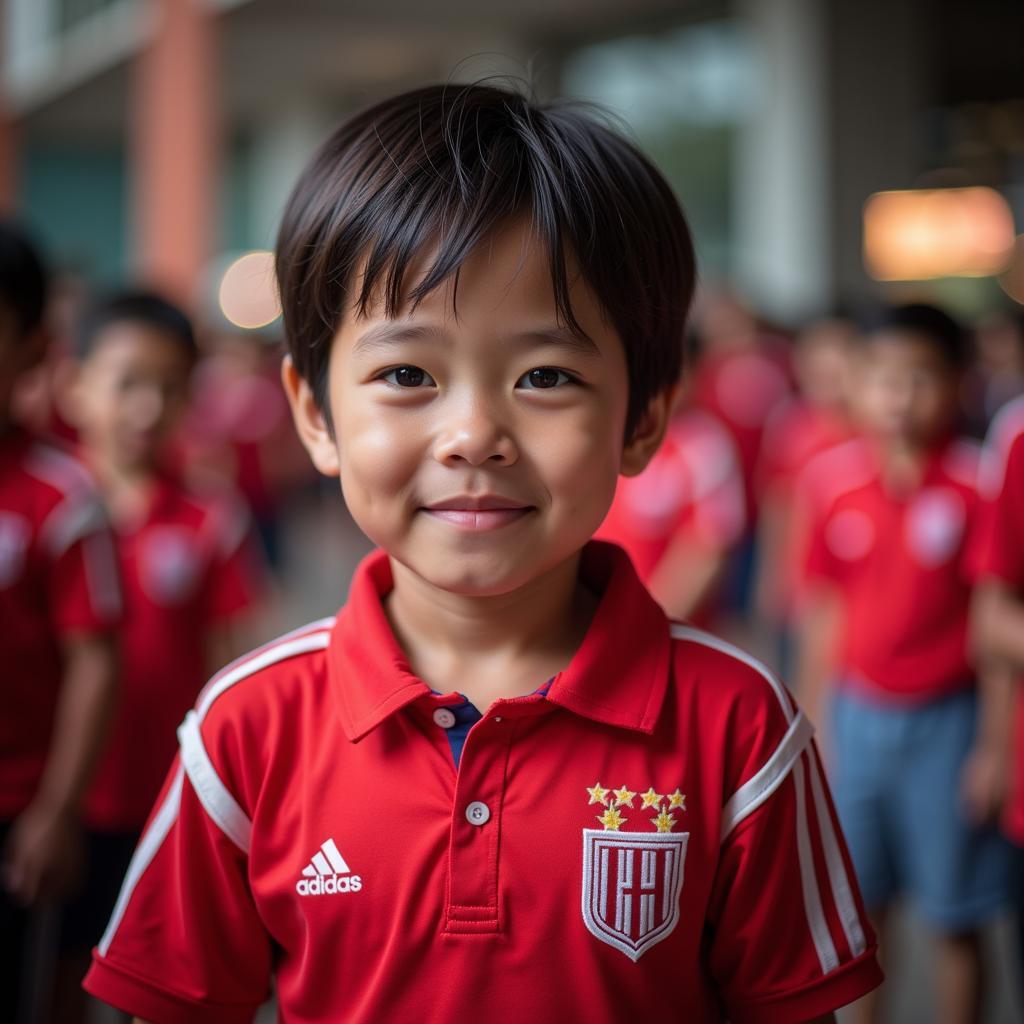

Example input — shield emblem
[581,828,688,961]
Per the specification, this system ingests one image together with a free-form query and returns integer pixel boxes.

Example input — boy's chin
[392,550,579,600]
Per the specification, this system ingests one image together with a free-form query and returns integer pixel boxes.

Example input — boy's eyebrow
[352,322,602,358]
[352,323,445,354]
[506,326,602,358]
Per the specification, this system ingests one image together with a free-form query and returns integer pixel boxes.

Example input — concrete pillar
[131,0,219,306]
[826,0,927,304]
[734,0,830,323]
[249,100,335,251]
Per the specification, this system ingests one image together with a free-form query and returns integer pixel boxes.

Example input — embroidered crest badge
[581,782,689,960]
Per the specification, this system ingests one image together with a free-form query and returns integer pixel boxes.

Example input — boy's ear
[620,383,681,478]
[281,356,340,477]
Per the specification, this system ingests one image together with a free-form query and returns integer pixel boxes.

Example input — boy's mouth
[422,495,534,531]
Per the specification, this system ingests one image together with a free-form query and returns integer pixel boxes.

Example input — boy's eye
[380,365,435,388]
[517,367,574,390]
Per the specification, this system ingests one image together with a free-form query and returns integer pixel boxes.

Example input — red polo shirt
[803,435,980,701]
[83,474,262,833]
[975,397,1024,844]
[0,427,121,819]
[595,409,745,619]
[85,544,880,1023]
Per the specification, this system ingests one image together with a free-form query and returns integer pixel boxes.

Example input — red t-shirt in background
[0,428,121,819]
[802,435,981,702]
[83,475,262,833]
[595,409,744,624]
[975,397,1024,845]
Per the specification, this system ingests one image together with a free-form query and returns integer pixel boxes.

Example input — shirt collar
[327,541,672,742]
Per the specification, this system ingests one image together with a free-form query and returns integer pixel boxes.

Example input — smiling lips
[422,496,533,531]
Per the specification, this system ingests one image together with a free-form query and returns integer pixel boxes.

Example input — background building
[2,0,1022,325]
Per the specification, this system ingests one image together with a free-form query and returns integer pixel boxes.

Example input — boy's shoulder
[12,430,96,502]
[981,398,1024,496]
[194,616,336,725]
[2,429,107,551]
[939,436,982,494]
[151,473,252,555]
[796,436,875,513]
[665,623,810,826]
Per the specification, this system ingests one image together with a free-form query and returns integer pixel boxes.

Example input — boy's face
[72,322,192,471]
[285,218,669,598]
[851,331,958,447]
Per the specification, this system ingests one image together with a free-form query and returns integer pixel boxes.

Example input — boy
[755,314,854,670]
[0,222,121,1019]
[85,83,881,1023]
[57,292,263,1019]
[796,304,1012,1024]
[971,393,1024,978]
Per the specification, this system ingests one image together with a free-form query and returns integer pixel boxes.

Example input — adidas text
[296,874,362,896]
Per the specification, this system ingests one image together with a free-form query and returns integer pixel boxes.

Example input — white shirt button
[433,708,457,729]
[465,801,490,826]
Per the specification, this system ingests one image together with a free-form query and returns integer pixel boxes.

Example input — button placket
[444,714,517,935]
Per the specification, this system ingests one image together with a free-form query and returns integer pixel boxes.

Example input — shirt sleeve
[44,489,122,634]
[801,498,845,588]
[707,691,882,1022]
[687,443,746,552]
[202,493,265,621]
[83,735,272,1023]
[975,433,1024,588]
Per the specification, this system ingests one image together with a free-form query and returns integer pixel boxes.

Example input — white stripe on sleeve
[720,710,814,840]
[792,753,839,973]
[178,711,253,854]
[98,766,185,957]
[807,751,868,957]
[669,623,862,972]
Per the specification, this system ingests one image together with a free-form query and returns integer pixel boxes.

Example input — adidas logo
[295,838,363,896]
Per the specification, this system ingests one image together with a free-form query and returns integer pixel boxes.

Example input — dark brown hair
[275,82,696,437]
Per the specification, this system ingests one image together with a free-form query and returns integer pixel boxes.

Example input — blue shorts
[830,685,1012,932]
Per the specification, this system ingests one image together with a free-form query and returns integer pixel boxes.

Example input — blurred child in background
[0,223,121,1024]
[180,327,314,568]
[755,314,855,671]
[57,292,264,1021]
[796,303,1012,1024]
[689,290,792,623]
[595,379,745,627]
[963,309,1024,438]
[972,393,1024,988]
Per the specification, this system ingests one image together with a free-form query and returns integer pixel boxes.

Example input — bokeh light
[863,187,1015,281]
[218,250,281,329]
[998,234,1024,305]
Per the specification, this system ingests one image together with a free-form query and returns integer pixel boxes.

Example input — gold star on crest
[640,787,664,809]
[598,806,627,830]
[666,788,686,811]
[612,785,636,808]
[652,809,676,833]
[587,782,610,806]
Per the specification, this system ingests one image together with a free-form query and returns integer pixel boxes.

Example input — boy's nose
[432,401,518,467]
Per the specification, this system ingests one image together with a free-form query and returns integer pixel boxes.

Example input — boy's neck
[875,433,942,494]
[383,551,598,711]
[85,448,161,527]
